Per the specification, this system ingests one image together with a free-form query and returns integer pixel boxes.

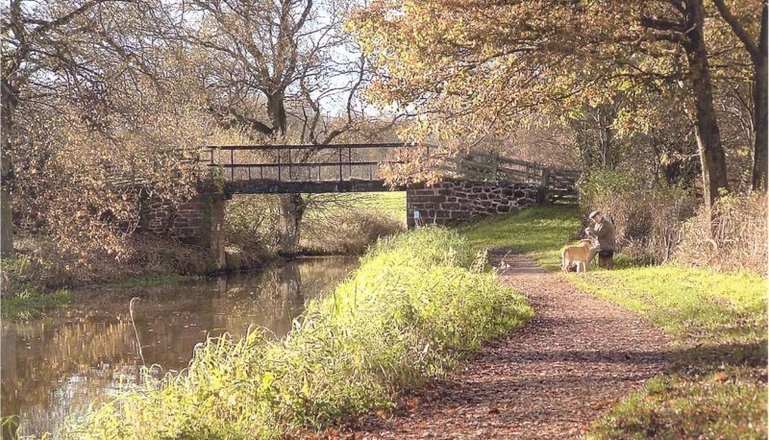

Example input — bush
[3,233,215,296]
[0,253,52,297]
[301,210,404,254]
[60,228,532,439]
[579,170,697,263]
[224,195,279,264]
[675,194,767,274]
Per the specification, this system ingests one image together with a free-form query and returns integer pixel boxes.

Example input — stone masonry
[406,181,542,228]
[142,197,207,240]
[141,193,227,270]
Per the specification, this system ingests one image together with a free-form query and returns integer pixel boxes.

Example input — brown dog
[561,238,594,273]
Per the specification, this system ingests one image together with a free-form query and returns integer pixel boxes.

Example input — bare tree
[2,0,211,260]
[182,0,379,254]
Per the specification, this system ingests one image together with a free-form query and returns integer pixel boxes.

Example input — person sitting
[584,210,616,269]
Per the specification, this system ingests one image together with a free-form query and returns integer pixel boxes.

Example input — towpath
[344,251,669,439]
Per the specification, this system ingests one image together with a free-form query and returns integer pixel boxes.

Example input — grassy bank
[1,269,207,321]
[460,205,581,270]
[1,289,72,320]
[59,228,532,439]
[300,192,406,254]
[460,206,768,439]
[307,192,406,223]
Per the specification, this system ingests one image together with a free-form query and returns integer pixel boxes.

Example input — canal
[1,256,358,437]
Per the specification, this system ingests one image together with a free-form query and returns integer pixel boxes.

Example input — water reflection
[1,256,357,438]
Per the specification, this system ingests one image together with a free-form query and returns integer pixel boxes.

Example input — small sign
[413,210,421,219]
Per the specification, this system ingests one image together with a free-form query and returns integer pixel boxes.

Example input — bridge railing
[203,144,578,201]
[205,143,423,184]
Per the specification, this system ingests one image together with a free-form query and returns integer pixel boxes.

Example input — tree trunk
[597,108,615,170]
[267,90,301,254]
[752,4,768,192]
[684,0,729,213]
[1,77,16,258]
[267,91,288,136]
[277,193,305,255]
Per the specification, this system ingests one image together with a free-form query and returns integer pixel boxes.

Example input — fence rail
[205,143,419,186]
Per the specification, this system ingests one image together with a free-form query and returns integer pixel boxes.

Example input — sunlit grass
[460,205,580,270]
[305,192,406,223]
[571,266,767,350]
[456,205,768,439]
[1,289,71,320]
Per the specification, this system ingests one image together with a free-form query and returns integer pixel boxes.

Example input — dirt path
[346,251,670,439]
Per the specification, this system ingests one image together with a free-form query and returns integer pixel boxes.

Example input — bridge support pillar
[141,192,228,271]
[203,196,227,271]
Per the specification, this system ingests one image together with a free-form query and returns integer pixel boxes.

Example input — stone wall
[140,193,226,270]
[406,181,542,228]
[142,197,207,241]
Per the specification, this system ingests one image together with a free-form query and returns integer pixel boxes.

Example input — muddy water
[1,256,358,438]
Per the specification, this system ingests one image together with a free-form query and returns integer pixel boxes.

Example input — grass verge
[59,227,532,439]
[460,205,580,270]
[1,289,72,320]
[459,205,768,440]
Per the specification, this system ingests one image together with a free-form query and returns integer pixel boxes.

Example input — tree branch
[712,0,759,60]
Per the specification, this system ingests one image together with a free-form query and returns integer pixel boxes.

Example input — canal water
[1,256,358,438]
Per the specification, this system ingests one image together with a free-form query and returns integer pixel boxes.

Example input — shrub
[579,170,697,263]
[675,194,767,274]
[223,195,279,264]
[0,253,51,297]
[60,228,532,439]
[301,210,404,254]
[3,233,215,295]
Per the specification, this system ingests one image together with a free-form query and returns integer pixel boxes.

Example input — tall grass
[674,193,768,274]
[60,228,532,439]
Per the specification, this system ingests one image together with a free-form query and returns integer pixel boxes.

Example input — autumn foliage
[350,0,766,205]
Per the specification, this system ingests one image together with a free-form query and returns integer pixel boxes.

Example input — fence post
[338,145,343,182]
[230,148,234,181]
[540,167,551,188]
[540,167,551,204]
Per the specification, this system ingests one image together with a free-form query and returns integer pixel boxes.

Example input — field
[305,191,407,224]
